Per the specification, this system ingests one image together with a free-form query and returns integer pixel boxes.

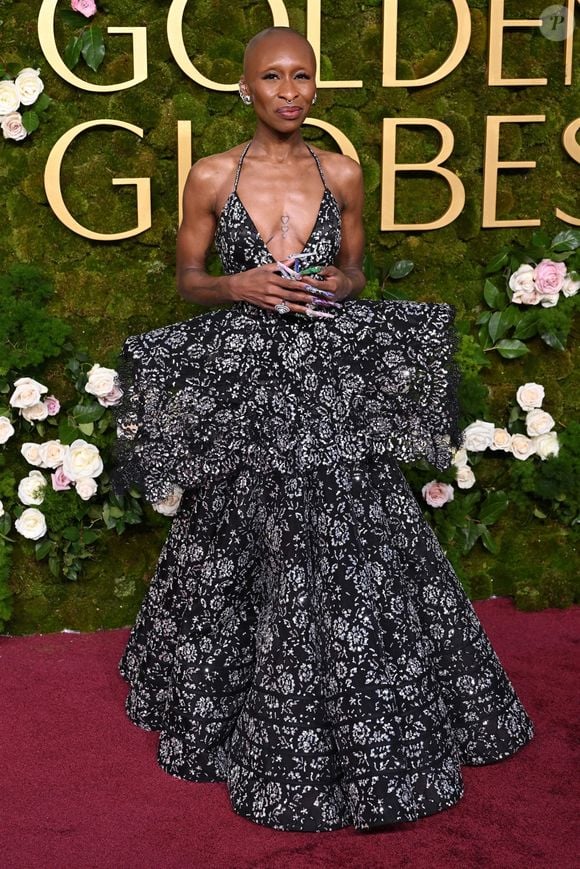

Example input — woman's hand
[229,260,336,314]
[309,265,354,302]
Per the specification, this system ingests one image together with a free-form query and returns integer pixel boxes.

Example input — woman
[112,26,534,832]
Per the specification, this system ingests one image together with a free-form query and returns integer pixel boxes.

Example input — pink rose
[71,0,97,17]
[97,385,124,407]
[51,465,73,491]
[533,259,566,295]
[422,480,454,508]
[1,112,27,142]
[44,395,61,416]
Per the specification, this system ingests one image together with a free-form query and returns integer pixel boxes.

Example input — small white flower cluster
[509,259,579,307]
[14,438,105,540]
[0,68,44,141]
[452,381,558,488]
[6,376,60,424]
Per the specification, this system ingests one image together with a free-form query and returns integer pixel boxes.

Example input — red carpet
[2,598,578,869]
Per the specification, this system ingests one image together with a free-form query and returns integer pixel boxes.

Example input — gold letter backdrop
[1,0,578,626]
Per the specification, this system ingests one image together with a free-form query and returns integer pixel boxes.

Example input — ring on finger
[275,300,291,314]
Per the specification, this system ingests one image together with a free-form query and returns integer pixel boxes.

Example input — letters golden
[39,0,579,240]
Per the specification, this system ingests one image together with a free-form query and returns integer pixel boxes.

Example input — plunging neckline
[227,187,335,261]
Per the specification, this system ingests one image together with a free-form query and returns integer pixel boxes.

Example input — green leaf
[33,93,51,112]
[59,8,88,27]
[388,260,414,279]
[479,492,509,525]
[462,523,483,553]
[487,311,508,342]
[72,402,105,423]
[495,339,530,358]
[540,331,566,350]
[64,35,83,70]
[35,539,52,560]
[78,421,94,436]
[483,279,506,310]
[531,230,550,248]
[484,250,509,274]
[551,229,580,251]
[513,312,540,340]
[475,310,492,325]
[480,526,499,554]
[81,26,105,72]
[48,555,61,578]
[533,507,547,519]
[21,111,39,133]
[82,529,99,544]
[62,526,80,542]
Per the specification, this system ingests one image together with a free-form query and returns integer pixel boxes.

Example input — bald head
[243,27,316,77]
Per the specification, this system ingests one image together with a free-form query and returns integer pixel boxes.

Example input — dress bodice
[214,141,342,275]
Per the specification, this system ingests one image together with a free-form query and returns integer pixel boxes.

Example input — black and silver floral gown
[111,143,534,832]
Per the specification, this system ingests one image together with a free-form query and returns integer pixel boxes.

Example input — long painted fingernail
[312,298,342,308]
[307,309,336,319]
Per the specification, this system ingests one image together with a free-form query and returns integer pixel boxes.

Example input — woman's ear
[238,78,252,105]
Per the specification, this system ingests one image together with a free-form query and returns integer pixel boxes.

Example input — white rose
[0,80,20,114]
[510,433,536,460]
[18,470,47,505]
[14,67,44,106]
[98,385,124,407]
[10,377,48,409]
[21,442,44,466]
[462,420,495,452]
[1,111,27,142]
[539,293,559,308]
[75,477,98,500]
[0,416,15,444]
[15,507,47,540]
[516,382,545,411]
[39,439,67,469]
[451,446,468,468]
[152,486,184,516]
[526,409,555,437]
[490,428,513,452]
[85,363,118,397]
[532,431,560,460]
[21,401,49,422]
[62,438,103,480]
[0,499,4,518]
[456,465,476,489]
[562,275,580,297]
[509,264,535,294]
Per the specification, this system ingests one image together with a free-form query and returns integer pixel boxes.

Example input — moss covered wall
[1,0,578,631]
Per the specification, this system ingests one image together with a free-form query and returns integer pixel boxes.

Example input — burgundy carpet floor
[2,597,579,869]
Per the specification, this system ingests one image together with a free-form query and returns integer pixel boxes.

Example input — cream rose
[39,439,67,469]
[98,385,124,407]
[15,507,47,540]
[21,442,44,466]
[456,465,476,489]
[451,447,468,468]
[462,420,495,452]
[75,477,98,500]
[562,274,580,298]
[152,485,184,516]
[509,264,539,304]
[18,470,47,505]
[1,111,27,142]
[510,433,536,460]
[490,428,513,452]
[85,363,118,398]
[0,80,20,114]
[516,382,544,411]
[532,431,560,460]
[0,416,15,444]
[526,409,555,437]
[62,439,103,480]
[21,401,49,422]
[14,67,44,106]
[10,377,48,409]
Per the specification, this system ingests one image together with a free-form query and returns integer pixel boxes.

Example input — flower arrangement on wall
[0,66,50,141]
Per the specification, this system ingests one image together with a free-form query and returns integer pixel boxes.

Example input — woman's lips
[276,107,302,119]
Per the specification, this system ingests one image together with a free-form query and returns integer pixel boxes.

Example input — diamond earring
[238,85,252,105]
[312,92,317,105]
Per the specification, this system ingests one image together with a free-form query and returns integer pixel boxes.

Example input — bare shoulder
[312,147,363,204]
[184,142,250,203]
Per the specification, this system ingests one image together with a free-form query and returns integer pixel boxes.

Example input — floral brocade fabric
[112,146,534,832]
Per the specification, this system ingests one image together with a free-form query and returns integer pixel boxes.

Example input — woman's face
[241,33,317,133]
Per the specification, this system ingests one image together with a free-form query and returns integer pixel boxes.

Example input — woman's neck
[249,125,308,163]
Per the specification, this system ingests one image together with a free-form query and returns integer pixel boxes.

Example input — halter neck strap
[232,141,327,192]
